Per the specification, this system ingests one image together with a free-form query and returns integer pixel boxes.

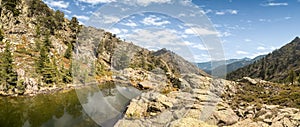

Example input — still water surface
[0,83,141,127]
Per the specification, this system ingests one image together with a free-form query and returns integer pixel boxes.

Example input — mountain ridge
[197,55,265,77]
[227,37,300,83]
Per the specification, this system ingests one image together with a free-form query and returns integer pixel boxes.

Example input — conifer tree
[62,63,72,84]
[70,17,79,33]
[36,34,57,85]
[287,70,296,85]
[64,42,72,59]
[0,41,18,89]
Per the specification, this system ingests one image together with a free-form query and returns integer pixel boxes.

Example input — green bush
[1,0,21,16]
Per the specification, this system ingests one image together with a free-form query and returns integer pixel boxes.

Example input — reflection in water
[0,83,141,127]
[78,82,141,127]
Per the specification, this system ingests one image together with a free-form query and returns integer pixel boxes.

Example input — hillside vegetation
[227,37,300,85]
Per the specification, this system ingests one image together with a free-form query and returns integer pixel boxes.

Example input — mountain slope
[153,48,208,76]
[0,0,208,95]
[227,37,300,83]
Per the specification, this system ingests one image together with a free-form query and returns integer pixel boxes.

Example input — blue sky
[43,0,300,62]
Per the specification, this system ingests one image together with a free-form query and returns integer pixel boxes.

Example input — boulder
[211,106,239,126]
[114,119,145,127]
[169,118,217,127]
[239,77,258,85]
[283,117,294,127]
[227,119,259,127]
[138,81,155,90]
[292,113,300,121]
[125,99,148,119]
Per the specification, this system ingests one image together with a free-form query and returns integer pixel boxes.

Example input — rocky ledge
[114,71,300,127]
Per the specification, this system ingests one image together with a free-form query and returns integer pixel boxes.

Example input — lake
[0,82,141,127]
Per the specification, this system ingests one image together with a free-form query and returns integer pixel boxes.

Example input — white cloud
[218,31,232,37]
[44,0,69,8]
[61,9,71,14]
[215,9,238,15]
[178,13,186,17]
[121,20,138,27]
[250,51,269,59]
[77,0,172,6]
[180,41,194,46]
[78,21,85,25]
[126,29,181,46]
[184,27,218,35]
[141,15,170,26]
[134,0,171,6]
[102,15,120,24]
[259,19,271,22]
[215,11,225,15]
[78,0,116,4]
[213,24,222,28]
[257,46,266,50]
[109,28,129,36]
[261,2,288,6]
[121,29,128,33]
[228,9,238,14]
[202,9,213,14]
[124,29,198,52]
[110,28,121,35]
[270,46,278,50]
[244,39,251,42]
[192,44,212,51]
[236,50,249,55]
[192,54,212,63]
[73,15,89,20]
[284,17,291,20]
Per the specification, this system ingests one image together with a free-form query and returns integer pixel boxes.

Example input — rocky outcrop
[115,75,300,127]
[115,73,240,127]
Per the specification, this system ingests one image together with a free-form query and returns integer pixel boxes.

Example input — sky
[42,0,300,62]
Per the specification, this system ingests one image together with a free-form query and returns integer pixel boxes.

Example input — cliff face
[0,0,79,95]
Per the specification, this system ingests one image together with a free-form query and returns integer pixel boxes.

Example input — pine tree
[54,10,64,29]
[0,41,18,90]
[36,35,57,85]
[69,17,81,44]
[70,17,79,33]
[287,70,296,85]
[44,33,52,51]
[64,42,72,59]
[62,63,72,83]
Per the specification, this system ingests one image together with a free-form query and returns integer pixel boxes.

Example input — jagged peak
[152,48,170,56]
[293,36,300,42]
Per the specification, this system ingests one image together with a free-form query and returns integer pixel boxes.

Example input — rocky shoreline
[0,78,113,97]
